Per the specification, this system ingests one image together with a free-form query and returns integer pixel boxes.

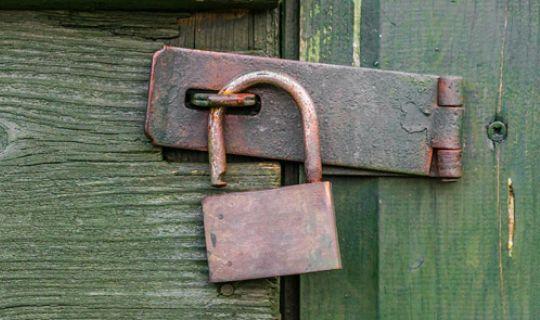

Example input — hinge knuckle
[431,107,463,149]
[436,149,462,179]
[438,76,463,106]
[432,76,464,179]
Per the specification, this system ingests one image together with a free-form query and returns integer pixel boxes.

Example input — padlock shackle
[208,71,323,186]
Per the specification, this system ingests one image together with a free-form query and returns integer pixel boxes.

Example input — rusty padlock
[202,71,342,282]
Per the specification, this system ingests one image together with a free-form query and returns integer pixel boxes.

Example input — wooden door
[1,1,538,320]
[299,1,539,319]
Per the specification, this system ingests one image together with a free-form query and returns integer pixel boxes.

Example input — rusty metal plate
[146,47,463,177]
[202,181,341,282]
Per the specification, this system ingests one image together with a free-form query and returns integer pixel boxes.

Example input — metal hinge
[431,77,463,179]
[146,47,464,179]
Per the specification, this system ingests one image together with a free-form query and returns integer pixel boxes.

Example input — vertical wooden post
[299,1,380,319]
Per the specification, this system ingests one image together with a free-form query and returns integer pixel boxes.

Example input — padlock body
[202,181,341,282]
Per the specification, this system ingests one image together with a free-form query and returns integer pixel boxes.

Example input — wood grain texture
[300,0,539,319]
[299,0,361,66]
[373,0,539,319]
[498,0,539,317]
[298,1,380,319]
[0,11,281,319]
[300,177,379,320]
[0,0,279,11]
[280,0,299,60]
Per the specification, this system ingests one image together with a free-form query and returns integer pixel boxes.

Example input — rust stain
[438,76,463,107]
[176,16,194,26]
[191,93,256,108]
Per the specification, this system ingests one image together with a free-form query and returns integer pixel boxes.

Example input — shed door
[299,1,539,320]
[1,1,538,320]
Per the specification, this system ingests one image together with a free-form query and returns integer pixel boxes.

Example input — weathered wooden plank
[374,0,539,319]
[0,0,279,11]
[300,0,539,319]
[280,0,299,60]
[373,0,501,317]
[299,0,361,66]
[298,1,380,319]
[0,11,281,319]
[498,1,539,317]
[301,177,379,320]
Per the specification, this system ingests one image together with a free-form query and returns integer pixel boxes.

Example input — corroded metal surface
[191,93,257,108]
[209,71,323,186]
[431,77,464,178]
[438,76,463,106]
[203,78,340,282]
[146,47,464,178]
[436,149,462,178]
[202,181,341,282]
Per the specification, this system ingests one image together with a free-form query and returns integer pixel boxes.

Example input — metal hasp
[145,47,464,178]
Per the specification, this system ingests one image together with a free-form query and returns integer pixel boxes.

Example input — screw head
[219,284,235,296]
[487,120,507,142]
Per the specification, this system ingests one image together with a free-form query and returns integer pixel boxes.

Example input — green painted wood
[499,2,540,317]
[0,0,279,11]
[300,0,539,319]
[299,0,362,66]
[301,176,379,320]
[0,11,281,319]
[372,0,539,319]
[298,1,380,319]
